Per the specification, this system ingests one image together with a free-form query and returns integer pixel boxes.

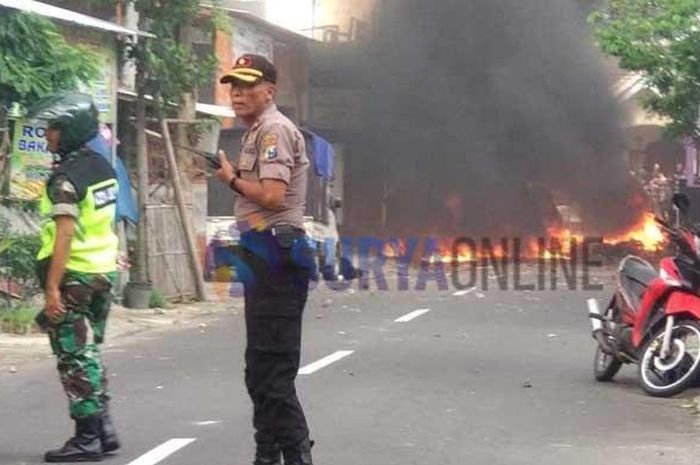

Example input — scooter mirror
[672,193,690,215]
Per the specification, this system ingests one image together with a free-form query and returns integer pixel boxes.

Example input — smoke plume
[346,0,640,237]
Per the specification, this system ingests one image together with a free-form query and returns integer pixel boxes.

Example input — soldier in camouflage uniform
[30,93,121,463]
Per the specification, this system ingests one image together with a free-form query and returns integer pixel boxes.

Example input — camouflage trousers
[44,270,116,419]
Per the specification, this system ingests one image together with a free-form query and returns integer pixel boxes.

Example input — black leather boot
[254,442,282,465]
[44,415,103,462]
[281,438,314,465]
[99,407,121,453]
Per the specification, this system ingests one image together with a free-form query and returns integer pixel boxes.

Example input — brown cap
[220,54,277,85]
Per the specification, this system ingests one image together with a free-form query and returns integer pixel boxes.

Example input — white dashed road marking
[452,287,476,297]
[299,350,354,375]
[125,438,196,465]
[394,309,431,323]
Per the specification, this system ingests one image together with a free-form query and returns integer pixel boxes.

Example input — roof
[200,4,313,42]
[117,88,236,118]
[0,0,154,37]
[195,102,236,118]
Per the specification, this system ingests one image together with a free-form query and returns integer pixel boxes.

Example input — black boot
[281,438,314,465]
[44,415,103,462]
[99,408,121,453]
[254,442,282,465]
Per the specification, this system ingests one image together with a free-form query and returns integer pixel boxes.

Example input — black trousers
[239,229,312,448]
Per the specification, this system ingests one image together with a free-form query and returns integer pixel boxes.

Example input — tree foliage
[590,0,700,140]
[97,0,221,115]
[0,217,41,306]
[135,1,212,110]
[0,10,100,112]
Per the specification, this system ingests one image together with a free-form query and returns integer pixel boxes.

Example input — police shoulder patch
[262,145,278,162]
[260,131,279,162]
[261,132,278,149]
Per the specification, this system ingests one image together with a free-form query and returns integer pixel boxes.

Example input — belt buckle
[271,224,292,237]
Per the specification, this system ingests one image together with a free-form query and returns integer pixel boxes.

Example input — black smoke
[345,0,641,237]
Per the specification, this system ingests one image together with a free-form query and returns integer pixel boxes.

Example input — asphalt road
[2,264,700,465]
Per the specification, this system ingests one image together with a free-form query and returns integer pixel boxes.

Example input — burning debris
[380,210,665,264]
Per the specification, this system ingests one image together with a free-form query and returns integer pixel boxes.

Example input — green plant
[0,305,40,334]
[0,217,41,306]
[1,233,41,284]
[0,10,100,112]
[589,0,700,140]
[0,236,13,255]
[149,289,168,309]
[96,0,223,118]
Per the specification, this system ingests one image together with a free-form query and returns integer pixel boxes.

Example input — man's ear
[266,84,277,100]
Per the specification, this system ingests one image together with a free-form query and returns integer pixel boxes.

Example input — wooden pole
[161,119,207,301]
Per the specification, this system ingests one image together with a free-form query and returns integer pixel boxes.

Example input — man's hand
[216,150,236,184]
[45,287,65,322]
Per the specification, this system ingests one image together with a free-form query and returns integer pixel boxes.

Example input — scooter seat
[618,256,657,311]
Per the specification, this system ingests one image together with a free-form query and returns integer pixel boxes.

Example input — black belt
[241,224,305,239]
[240,225,306,251]
[267,224,305,237]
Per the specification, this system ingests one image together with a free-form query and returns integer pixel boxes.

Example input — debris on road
[680,396,700,415]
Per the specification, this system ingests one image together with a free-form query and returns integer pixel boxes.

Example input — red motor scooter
[588,194,700,397]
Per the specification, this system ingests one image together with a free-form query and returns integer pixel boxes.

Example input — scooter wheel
[593,344,622,381]
[639,319,700,397]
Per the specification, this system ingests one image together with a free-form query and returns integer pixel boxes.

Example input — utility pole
[174,20,196,207]
[134,15,150,284]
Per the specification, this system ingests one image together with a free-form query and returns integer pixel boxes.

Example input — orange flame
[603,212,665,251]
[381,211,666,263]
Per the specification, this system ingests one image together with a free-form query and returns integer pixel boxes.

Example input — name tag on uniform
[93,184,118,209]
[238,153,259,171]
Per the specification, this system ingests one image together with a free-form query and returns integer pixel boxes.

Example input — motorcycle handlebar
[658,224,700,261]
[653,216,693,252]
[654,216,672,230]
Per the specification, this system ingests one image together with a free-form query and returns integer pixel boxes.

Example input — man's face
[46,127,60,153]
[229,80,275,119]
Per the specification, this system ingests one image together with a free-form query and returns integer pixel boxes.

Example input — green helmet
[27,93,99,156]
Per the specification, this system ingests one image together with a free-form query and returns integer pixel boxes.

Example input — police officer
[29,93,121,463]
[216,55,314,465]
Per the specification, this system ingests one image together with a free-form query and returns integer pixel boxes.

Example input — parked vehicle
[588,194,700,397]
